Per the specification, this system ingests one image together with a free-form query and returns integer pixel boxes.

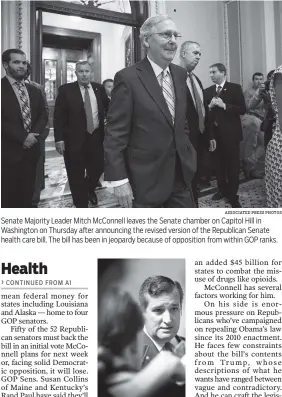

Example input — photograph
[1,0,282,208]
[98,258,186,397]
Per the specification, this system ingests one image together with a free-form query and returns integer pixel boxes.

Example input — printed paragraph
[1,283,89,397]
[0,215,279,245]
[193,258,282,397]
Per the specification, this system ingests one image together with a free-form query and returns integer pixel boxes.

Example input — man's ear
[143,36,150,49]
[3,61,8,71]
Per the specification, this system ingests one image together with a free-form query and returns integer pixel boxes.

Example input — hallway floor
[39,155,266,208]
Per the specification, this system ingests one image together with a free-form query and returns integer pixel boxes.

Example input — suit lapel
[91,82,102,120]
[73,82,85,109]
[220,81,228,99]
[141,331,159,367]
[136,58,174,129]
[3,77,23,123]
[26,83,35,125]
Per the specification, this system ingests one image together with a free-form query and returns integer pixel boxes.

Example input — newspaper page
[1,211,281,397]
[1,0,282,396]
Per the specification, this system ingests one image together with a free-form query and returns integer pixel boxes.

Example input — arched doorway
[30,0,148,127]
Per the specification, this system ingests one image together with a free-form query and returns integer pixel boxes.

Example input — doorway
[42,27,101,127]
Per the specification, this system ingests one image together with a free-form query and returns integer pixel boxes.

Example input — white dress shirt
[56,82,100,146]
[79,83,99,131]
[143,326,179,351]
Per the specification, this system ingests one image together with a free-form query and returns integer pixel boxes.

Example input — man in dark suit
[1,49,48,208]
[139,275,185,396]
[54,60,109,208]
[205,63,246,208]
[179,41,215,205]
[25,62,50,208]
[104,15,196,208]
[102,79,113,100]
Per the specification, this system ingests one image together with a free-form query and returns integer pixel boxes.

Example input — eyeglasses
[151,31,182,40]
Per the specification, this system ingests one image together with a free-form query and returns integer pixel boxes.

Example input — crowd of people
[1,14,282,208]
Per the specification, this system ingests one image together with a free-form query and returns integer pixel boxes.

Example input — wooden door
[42,47,86,128]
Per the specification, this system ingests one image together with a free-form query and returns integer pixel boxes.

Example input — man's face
[182,43,201,72]
[75,63,91,85]
[143,289,181,343]
[104,81,113,97]
[4,53,27,80]
[145,19,178,68]
[210,66,225,85]
[253,75,263,89]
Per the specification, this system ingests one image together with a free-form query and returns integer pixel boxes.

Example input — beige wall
[165,1,225,89]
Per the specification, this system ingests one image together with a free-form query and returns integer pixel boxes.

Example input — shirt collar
[143,326,178,351]
[216,79,226,89]
[6,74,25,86]
[147,56,170,78]
[79,83,91,89]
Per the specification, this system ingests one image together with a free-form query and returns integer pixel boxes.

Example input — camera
[264,80,270,92]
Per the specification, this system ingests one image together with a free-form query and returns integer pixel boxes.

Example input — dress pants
[1,151,38,208]
[213,131,240,204]
[64,130,104,208]
[134,154,195,208]
[190,133,209,206]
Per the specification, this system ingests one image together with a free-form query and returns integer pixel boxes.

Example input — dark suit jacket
[204,81,246,145]
[104,57,196,206]
[1,76,48,165]
[141,331,185,397]
[54,81,109,152]
[186,73,209,149]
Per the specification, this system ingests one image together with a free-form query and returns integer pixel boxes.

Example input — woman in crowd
[98,286,185,397]
[265,65,282,207]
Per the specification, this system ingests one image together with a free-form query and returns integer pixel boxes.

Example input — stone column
[1,1,31,77]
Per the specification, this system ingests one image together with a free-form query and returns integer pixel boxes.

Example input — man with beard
[1,49,48,208]
[104,15,196,208]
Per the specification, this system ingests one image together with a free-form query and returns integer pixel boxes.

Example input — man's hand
[55,141,65,155]
[209,139,216,152]
[208,97,217,109]
[114,182,133,208]
[258,82,266,94]
[23,133,39,149]
[214,97,226,109]
[157,351,185,383]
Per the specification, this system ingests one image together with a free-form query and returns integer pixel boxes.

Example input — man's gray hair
[140,14,172,47]
[179,41,200,55]
[75,60,91,70]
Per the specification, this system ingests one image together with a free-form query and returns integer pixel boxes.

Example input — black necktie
[162,342,174,353]
[216,85,222,96]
